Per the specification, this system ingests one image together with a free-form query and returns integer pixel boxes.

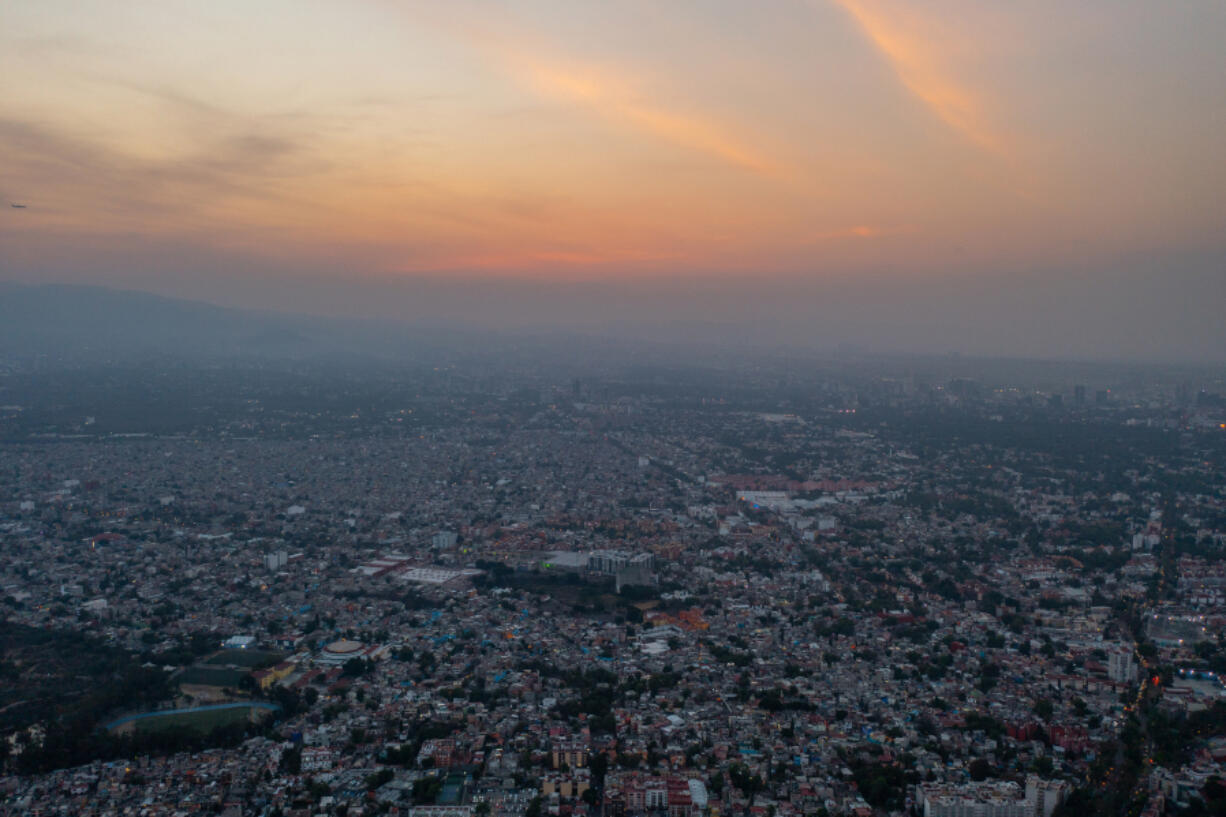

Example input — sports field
[106,702,280,734]
[201,649,284,668]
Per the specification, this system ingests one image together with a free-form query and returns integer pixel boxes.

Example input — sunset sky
[2,1,1225,361]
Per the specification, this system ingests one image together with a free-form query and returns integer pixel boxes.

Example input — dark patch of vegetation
[0,620,173,737]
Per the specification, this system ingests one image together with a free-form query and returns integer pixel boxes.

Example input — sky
[1,1,1225,362]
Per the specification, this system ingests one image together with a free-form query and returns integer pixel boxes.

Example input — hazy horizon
[5,277,1226,372]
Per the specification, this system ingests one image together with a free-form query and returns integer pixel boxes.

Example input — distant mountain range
[0,283,431,363]
[0,283,695,371]
[2,283,1215,387]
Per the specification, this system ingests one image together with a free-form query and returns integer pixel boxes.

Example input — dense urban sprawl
[2,361,1226,817]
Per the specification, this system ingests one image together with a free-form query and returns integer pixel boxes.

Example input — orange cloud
[437,13,779,177]
[829,0,1005,155]
[524,62,779,176]
[802,225,883,243]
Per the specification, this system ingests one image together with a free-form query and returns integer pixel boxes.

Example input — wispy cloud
[419,246,685,274]
[829,0,1005,155]
[522,61,779,176]
[805,225,884,242]
[437,14,780,177]
[0,113,322,234]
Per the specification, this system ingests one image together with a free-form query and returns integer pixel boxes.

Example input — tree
[308,779,331,801]
[729,763,763,799]
[280,745,302,774]
[365,768,394,790]
[589,751,609,784]
[412,775,443,805]
[968,759,993,781]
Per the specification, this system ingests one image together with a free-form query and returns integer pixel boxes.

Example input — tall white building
[921,777,1068,817]
[1025,777,1071,817]
[589,550,654,575]
[1108,646,1139,683]
[265,549,288,571]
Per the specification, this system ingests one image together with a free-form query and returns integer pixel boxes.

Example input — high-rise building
[1108,646,1138,683]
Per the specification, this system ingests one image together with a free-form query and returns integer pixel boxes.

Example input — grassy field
[131,706,253,735]
[177,666,247,687]
[201,649,284,669]
[115,703,277,735]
